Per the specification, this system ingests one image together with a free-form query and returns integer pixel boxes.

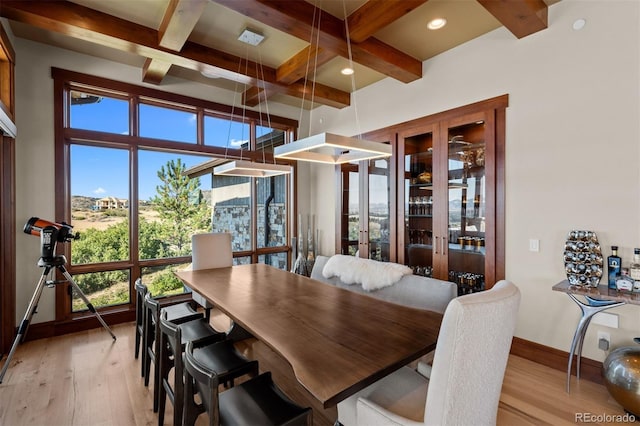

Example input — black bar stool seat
[183,339,260,425]
[158,314,228,426]
[219,372,311,426]
[185,341,311,426]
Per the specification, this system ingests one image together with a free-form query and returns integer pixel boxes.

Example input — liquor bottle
[629,248,640,282]
[607,246,622,289]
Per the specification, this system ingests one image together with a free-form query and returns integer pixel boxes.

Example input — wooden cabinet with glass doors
[397,97,507,293]
[339,95,507,293]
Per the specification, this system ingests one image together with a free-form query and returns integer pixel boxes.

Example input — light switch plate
[529,239,540,252]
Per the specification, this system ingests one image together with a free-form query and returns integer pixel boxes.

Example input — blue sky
[70,145,212,201]
[69,94,258,200]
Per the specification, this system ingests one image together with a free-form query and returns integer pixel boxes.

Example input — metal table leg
[565,293,625,392]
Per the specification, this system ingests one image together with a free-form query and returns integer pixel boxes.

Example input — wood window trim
[0,23,15,124]
[0,22,15,354]
[0,135,15,354]
[47,68,297,336]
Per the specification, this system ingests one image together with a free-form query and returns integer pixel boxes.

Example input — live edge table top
[552,279,640,305]
[175,264,443,408]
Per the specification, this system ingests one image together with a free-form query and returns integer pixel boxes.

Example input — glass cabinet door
[445,112,493,294]
[400,128,436,276]
[340,138,394,261]
[368,158,391,262]
[340,163,360,256]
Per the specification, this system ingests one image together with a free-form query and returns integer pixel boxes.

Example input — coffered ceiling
[1,0,553,109]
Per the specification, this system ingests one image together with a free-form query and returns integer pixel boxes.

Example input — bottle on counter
[629,248,640,282]
[607,246,622,289]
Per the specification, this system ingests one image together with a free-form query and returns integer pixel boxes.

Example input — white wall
[11,37,300,324]
[306,0,640,362]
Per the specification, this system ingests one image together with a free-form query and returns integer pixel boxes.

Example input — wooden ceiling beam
[142,57,172,84]
[212,0,422,83]
[276,45,335,85]
[158,0,207,50]
[143,0,207,84]
[347,0,428,43]
[253,0,426,105]
[0,0,350,108]
[242,86,264,107]
[476,0,548,39]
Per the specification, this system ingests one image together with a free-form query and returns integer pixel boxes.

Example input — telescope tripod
[0,256,116,383]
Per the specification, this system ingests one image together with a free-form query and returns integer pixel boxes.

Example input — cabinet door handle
[442,237,447,255]
[434,236,439,254]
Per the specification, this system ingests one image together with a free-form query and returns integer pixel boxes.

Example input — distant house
[95,197,128,210]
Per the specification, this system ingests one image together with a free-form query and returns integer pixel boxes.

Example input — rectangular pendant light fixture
[273,133,392,165]
[213,160,291,177]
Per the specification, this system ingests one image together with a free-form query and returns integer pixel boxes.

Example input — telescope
[0,217,113,384]
[23,217,79,261]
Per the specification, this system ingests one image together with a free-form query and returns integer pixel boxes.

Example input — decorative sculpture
[602,341,640,417]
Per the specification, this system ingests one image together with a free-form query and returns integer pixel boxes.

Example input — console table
[552,280,640,392]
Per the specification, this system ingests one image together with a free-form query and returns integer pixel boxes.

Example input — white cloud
[230,138,249,146]
[93,187,106,195]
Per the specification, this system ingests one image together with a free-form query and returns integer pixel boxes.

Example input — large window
[55,68,296,325]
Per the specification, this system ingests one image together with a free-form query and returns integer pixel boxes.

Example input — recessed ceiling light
[572,19,586,31]
[427,18,447,30]
[341,67,354,76]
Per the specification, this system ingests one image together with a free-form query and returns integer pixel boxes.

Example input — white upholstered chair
[337,280,521,426]
[191,232,233,270]
[189,232,233,325]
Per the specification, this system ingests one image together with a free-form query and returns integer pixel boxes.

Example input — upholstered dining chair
[190,232,253,340]
[337,280,521,426]
[189,232,233,322]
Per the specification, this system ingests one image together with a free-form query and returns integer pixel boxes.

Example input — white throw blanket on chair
[322,255,413,291]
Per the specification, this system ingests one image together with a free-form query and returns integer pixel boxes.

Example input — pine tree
[151,159,211,256]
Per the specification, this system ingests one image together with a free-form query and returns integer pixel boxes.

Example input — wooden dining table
[175,263,443,408]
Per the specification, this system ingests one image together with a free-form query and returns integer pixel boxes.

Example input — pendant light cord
[298,1,362,140]
[342,0,362,140]
[299,1,321,138]
[256,49,273,164]
[224,53,248,160]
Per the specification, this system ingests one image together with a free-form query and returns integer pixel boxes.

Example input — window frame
[53,68,297,326]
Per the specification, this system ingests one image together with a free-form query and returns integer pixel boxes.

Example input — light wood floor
[0,320,628,426]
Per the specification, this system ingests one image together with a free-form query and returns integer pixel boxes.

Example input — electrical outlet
[597,331,610,351]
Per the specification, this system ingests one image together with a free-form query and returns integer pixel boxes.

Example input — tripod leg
[0,269,50,383]
[59,267,116,341]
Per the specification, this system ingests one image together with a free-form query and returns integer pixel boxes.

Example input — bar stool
[184,341,312,426]
[182,339,260,425]
[136,279,200,379]
[134,279,148,362]
[143,292,202,411]
[157,311,227,426]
